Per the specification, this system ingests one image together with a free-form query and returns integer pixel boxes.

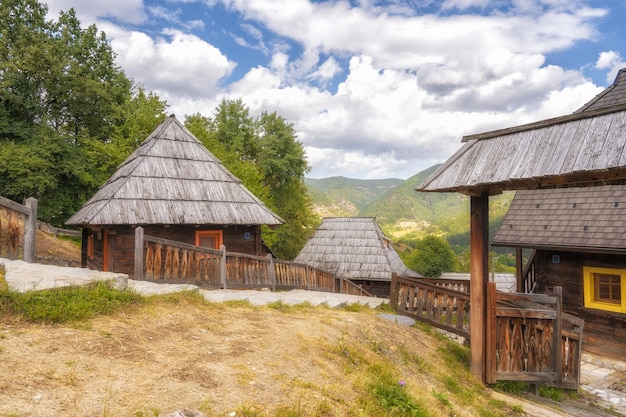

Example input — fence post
[220,244,227,289]
[553,286,563,385]
[23,197,37,263]
[268,254,276,290]
[485,282,497,384]
[390,273,399,307]
[134,226,144,280]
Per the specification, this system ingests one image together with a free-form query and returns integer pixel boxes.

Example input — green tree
[185,100,318,259]
[407,235,458,278]
[0,0,165,225]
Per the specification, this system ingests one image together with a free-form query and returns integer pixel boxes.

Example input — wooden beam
[470,193,489,381]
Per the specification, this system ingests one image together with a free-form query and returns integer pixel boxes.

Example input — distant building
[294,217,421,298]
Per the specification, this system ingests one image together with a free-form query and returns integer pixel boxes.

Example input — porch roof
[417,69,626,196]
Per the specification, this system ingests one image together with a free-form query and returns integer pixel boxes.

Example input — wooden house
[416,68,626,382]
[492,186,626,362]
[294,217,421,297]
[66,115,284,277]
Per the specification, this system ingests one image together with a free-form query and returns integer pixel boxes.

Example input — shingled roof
[294,217,421,281]
[66,115,284,226]
[417,68,626,195]
[493,185,626,253]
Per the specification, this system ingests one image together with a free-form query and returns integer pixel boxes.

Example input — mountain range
[305,165,514,244]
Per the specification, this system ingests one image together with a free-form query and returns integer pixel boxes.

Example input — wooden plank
[0,196,29,216]
[496,371,557,382]
[495,308,556,319]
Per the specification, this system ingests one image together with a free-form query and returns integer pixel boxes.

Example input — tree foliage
[0,0,166,224]
[407,235,458,278]
[186,99,318,259]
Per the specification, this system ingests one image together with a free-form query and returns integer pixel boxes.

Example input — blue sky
[44,0,626,179]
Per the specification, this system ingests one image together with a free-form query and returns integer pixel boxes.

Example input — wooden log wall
[390,275,470,338]
[534,250,626,362]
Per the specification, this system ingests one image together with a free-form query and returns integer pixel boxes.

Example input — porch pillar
[470,193,489,381]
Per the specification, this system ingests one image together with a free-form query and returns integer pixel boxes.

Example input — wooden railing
[486,283,583,389]
[0,196,37,262]
[134,227,373,297]
[390,274,471,338]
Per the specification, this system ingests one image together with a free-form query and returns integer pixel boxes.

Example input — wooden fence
[390,275,583,389]
[486,283,583,389]
[390,274,471,338]
[134,227,372,296]
[0,196,37,262]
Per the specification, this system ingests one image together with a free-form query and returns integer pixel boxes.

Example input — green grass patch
[366,364,429,417]
[0,281,143,323]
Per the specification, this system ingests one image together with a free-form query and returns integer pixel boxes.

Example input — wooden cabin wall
[351,280,390,298]
[535,250,626,361]
[82,224,265,277]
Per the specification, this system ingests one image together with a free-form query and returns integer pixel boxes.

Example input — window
[195,230,223,249]
[583,266,626,314]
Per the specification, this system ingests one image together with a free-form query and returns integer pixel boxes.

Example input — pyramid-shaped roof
[294,217,421,281]
[66,115,284,226]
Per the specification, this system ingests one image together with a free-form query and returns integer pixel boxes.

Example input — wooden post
[470,193,489,382]
[134,226,144,280]
[390,273,399,307]
[81,228,88,268]
[553,286,563,385]
[268,254,276,290]
[220,244,227,289]
[485,282,497,383]
[515,248,523,292]
[23,197,37,263]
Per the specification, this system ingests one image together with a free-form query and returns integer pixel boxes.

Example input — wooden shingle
[66,115,284,226]
[294,217,421,281]
[493,185,626,253]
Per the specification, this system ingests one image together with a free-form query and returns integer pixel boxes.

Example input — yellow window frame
[583,266,626,314]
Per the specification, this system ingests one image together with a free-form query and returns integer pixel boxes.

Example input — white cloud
[40,0,616,179]
[596,51,626,84]
[45,0,146,24]
[106,26,236,100]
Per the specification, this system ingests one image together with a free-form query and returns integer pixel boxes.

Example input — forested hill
[304,177,404,217]
[306,165,514,242]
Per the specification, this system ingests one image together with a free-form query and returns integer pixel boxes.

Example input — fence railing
[390,274,471,338]
[486,283,583,389]
[134,227,373,296]
[0,196,37,262]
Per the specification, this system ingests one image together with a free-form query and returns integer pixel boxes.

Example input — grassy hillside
[306,165,515,243]
[0,286,522,417]
[305,176,403,217]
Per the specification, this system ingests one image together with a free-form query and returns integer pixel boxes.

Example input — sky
[43,0,626,180]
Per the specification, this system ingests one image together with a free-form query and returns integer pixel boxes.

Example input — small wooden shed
[66,115,284,277]
[294,217,421,297]
[492,186,626,361]
[417,68,626,382]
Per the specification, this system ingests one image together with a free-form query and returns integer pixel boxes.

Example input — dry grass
[0,293,515,417]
